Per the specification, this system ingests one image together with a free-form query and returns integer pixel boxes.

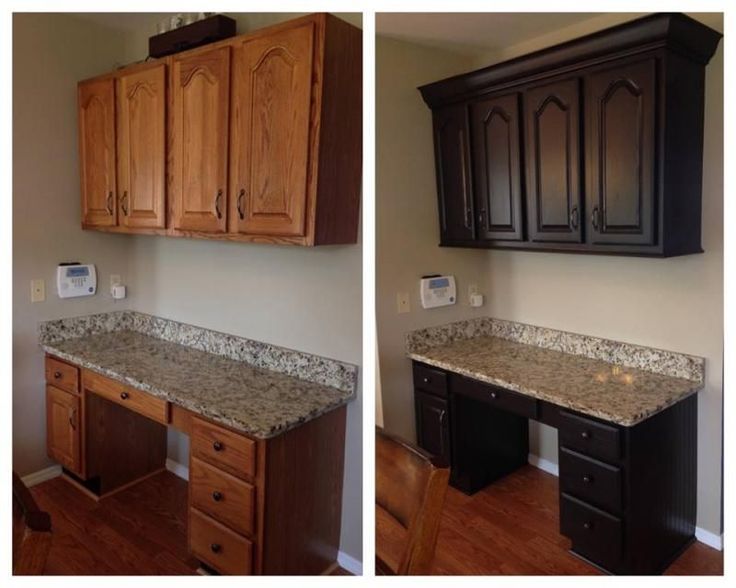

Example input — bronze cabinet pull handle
[237,189,245,220]
[68,408,76,430]
[215,189,223,219]
[106,191,113,215]
[121,191,129,216]
[570,206,579,229]
[591,207,600,230]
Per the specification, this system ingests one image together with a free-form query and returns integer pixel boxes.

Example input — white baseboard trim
[21,465,62,488]
[695,527,723,551]
[527,454,723,552]
[528,453,559,477]
[337,550,362,575]
[165,458,189,481]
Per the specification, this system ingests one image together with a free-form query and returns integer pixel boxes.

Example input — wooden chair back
[13,471,52,574]
[375,427,449,575]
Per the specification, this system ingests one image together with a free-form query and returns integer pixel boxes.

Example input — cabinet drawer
[559,410,621,462]
[455,376,538,419]
[190,457,255,537]
[82,370,169,425]
[191,417,256,480]
[189,508,253,575]
[560,493,622,571]
[45,357,79,394]
[559,447,622,513]
[413,363,448,397]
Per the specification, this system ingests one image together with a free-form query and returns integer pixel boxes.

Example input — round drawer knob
[490,391,497,399]
[212,491,223,502]
[581,430,591,439]
[53,371,62,379]
[582,475,592,484]
[120,392,129,400]
[213,441,223,452]
[210,543,221,554]
[583,521,592,530]
[423,377,430,384]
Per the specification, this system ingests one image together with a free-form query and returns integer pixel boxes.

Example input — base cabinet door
[116,63,167,229]
[584,58,657,246]
[46,385,82,476]
[414,390,450,463]
[229,21,314,237]
[78,78,117,228]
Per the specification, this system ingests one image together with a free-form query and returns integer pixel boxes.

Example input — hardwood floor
[431,465,723,575]
[29,471,351,575]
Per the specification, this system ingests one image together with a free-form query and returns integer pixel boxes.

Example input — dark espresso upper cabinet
[432,105,475,243]
[419,13,722,257]
[470,93,524,242]
[524,79,582,243]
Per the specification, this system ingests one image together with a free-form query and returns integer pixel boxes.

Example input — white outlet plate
[31,279,45,303]
[397,292,410,314]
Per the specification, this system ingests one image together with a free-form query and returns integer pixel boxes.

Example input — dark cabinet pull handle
[210,543,221,554]
[237,189,245,220]
[583,521,592,530]
[570,206,579,229]
[581,430,591,439]
[54,371,62,379]
[464,207,472,230]
[215,189,223,219]
[490,391,497,399]
[68,408,77,431]
[106,191,113,215]
[582,475,592,484]
[213,441,223,452]
[212,491,223,502]
[120,392,129,400]
[121,191,129,216]
[591,207,600,230]
[439,409,446,427]
[478,208,486,228]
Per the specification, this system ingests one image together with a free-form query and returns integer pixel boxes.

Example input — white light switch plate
[31,279,45,303]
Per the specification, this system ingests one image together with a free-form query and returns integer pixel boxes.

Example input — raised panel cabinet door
[229,21,315,237]
[414,391,450,464]
[78,78,117,227]
[46,385,81,475]
[116,64,166,229]
[524,79,582,242]
[470,93,524,241]
[433,104,475,243]
[585,58,657,245]
[171,46,230,233]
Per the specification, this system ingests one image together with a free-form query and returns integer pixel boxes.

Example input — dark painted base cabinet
[420,13,722,257]
[412,361,698,575]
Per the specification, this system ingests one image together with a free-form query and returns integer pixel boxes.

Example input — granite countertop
[407,319,704,427]
[40,312,358,439]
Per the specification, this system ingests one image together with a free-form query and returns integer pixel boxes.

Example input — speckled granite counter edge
[406,317,704,384]
[41,343,354,439]
[407,351,700,427]
[39,311,358,394]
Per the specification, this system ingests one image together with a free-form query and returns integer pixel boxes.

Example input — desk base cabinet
[411,361,698,575]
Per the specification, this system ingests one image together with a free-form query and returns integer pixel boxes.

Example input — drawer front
[413,363,448,397]
[455,376,538,419]
[191,417,256,480]
[190,457,255,537]
[559,447,622,513]
[190,508,253,575]
[559,410,621,462]
[45,356,79,394]
[82,370,169,425]
[560,493,622,571]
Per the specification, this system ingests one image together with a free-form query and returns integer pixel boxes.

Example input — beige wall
[13,13,134,477]
[376,13,723,538]
[13,13,363,561]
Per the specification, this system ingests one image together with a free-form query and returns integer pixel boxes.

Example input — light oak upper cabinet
[171,47,231,233]
[229,21,314,238]
[78,78,117,227]
[46,385,82,476]
[117,63,167,229]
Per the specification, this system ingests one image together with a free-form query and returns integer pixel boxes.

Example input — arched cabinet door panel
[116,63,166,229]
[171,46,231,233]
[432,104,475,243]
[585,59,657,246]
[229,22,315,237]
[470,93,524,242]
[524,79,582,243]
[78,78,117,227]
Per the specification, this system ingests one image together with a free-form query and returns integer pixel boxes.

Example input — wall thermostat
[57,263,97,298]
[420,275,456,309]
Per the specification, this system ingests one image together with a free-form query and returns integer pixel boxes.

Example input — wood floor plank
[431,465,722,575]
